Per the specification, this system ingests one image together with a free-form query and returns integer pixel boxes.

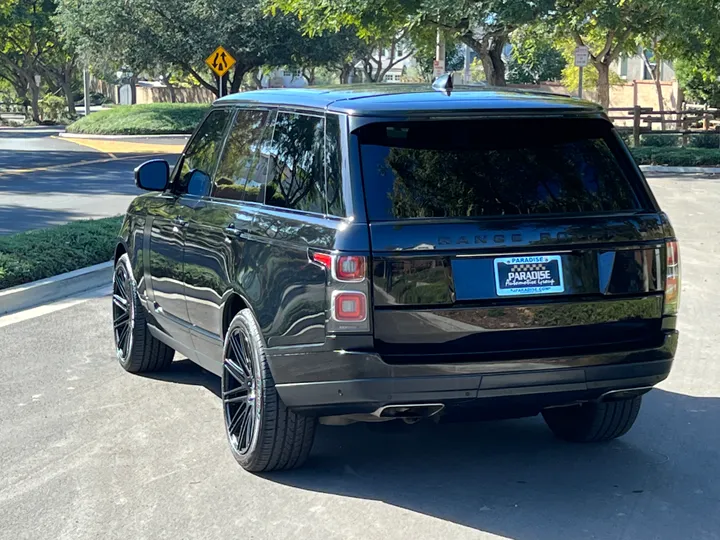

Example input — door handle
[224,223,248,236]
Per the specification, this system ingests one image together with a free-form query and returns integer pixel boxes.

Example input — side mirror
[134,159,169,191]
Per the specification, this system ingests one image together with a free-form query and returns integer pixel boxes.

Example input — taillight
[664,240,681,315]
[336,255,366,281]
[310,250,371,333]
[332,291,367,322]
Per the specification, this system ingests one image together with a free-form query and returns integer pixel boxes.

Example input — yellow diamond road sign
[206,46,236,77]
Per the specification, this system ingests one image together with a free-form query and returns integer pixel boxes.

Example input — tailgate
[370,215,666,364]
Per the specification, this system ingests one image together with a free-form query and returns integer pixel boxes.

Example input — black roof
[216,84,602,116]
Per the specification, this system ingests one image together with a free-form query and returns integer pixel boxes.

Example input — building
[614,49,675,82]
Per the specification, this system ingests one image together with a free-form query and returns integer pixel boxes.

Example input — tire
[542,396,642,443]
[222,309,316,472]
[112,253,174,373]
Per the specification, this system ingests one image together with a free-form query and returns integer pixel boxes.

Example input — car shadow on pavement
[264,389,720,540]
[140,358,221,398]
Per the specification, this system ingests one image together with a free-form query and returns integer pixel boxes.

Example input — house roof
[215,84,602,117]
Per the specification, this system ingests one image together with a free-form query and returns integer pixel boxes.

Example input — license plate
[494,255,564,297]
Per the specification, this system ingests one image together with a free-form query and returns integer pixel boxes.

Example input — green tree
[0,0,64,121]
[675,54,720,107]
[506,28,565,84]
[270,0,556,86]
[550,0,668,109]
[59,0,349,97]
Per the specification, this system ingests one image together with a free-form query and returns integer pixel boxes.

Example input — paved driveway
[0,128,180,234]
[0,173,718,540]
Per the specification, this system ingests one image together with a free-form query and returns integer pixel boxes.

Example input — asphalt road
[0,127,180,234]
[0,173,719,540]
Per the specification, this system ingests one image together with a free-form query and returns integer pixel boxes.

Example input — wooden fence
[608,106,720,147]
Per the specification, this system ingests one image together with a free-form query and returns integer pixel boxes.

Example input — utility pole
[463,44,471,83]
[83,67,91,116]
[578,66,583,99]
[434,27,446,80]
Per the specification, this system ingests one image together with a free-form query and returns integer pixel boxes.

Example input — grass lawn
[630,147,720,167]
[0,217,122,290]
[66,103,209,135]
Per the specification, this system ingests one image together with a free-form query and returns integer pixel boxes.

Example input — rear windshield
[358,119,644,221]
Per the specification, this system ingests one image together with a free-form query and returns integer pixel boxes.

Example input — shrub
[66,103,209,135]
[0,217,122,290]
[40,95,67,122]
[688,132,720,149]
[640,133,679,147]
[630,147,720,167]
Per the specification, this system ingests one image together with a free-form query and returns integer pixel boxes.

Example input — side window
[175,109,231,197]
[266,112,325,214]
[325,115,346,217]
[213,109,272,202]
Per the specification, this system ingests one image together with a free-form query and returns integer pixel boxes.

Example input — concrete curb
[640,165,720,174]
[59,132,189,141]
[0,261,113,316]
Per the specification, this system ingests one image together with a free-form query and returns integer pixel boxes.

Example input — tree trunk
[28,79,41,122]
[595,62,610,110]
[463,33,507,86]
[485,38,507,86]
[306,67,316,86]
[641,48,665,129]
[61,81,76,116]
[251,69,263,90]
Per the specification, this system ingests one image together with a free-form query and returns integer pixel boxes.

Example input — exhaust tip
[600,387,653,402]
[372,403,445,419]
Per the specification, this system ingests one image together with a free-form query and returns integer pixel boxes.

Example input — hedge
[66,103,209,135]
[630,147,720,167]
[0,217,122,290]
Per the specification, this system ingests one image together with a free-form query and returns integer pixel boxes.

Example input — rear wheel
[542,396,642,442]
[113,254,174,373]
[222,309,316,472]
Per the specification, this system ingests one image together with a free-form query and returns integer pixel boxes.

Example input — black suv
[113,85,680,472]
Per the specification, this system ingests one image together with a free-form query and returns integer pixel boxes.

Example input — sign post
[574,45,590,99]
[206,46,236,98]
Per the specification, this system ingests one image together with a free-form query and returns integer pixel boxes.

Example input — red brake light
[664,240,680,315]
[312,252,332,269]
[336,256,366,281]
[333,292,367,321]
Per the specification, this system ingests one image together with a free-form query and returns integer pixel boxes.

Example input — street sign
[206,46,236,77]
[433,59,445,78]
[574,46,590,67]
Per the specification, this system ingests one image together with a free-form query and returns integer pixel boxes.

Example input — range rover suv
[113,84,680,472]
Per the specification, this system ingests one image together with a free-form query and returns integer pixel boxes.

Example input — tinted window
[266,112,325,213]
[359,119,643,220]
[326,115,346,217]
[176,109,231,196]
[213,109,272,202]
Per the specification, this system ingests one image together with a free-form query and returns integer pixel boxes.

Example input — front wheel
[542,396,642,443]
[222,309,316,472]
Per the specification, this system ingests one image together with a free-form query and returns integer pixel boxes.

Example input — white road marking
[0,284,111,328]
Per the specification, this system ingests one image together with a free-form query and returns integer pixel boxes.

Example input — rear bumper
[270,331,677,416]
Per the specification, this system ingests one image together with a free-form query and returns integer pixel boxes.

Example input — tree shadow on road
[0,205,84,234]
[267,389,720,540]
[140,359,720,539]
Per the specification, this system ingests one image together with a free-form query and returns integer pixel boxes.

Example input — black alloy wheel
[223,327,258,455]
[113,262,133,361]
